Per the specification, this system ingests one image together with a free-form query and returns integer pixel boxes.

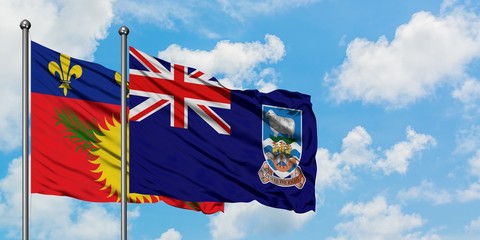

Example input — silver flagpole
[20,19,31,240]
[119,25,129,240]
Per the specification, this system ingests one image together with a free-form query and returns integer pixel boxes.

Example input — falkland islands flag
[129,47,317,213]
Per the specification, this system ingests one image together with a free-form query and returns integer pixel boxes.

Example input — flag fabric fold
[31,41,223,214]
[129,47,317,213]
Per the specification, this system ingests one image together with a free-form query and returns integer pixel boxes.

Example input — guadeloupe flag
[30,41,223,214]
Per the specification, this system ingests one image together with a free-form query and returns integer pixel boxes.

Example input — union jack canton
[129,47,231,135]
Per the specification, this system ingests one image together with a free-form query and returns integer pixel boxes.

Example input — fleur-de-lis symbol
[48,53,83,96]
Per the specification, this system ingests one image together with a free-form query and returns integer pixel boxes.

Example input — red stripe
[130,75,230,104]
[199,105,231,134]
[130,99,169,121]
[190,70,204,79]
[130,47,161,73]
[173,65,185,128]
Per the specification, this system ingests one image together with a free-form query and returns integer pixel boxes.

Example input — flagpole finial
[20,19,31,30]
[118,26,129,36]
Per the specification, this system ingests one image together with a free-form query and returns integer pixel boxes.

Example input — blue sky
[1,0,480,239]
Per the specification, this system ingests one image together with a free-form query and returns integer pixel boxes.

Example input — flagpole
[119,25,129,240]
[20,19,31,240]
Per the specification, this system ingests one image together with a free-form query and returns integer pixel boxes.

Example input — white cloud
[315,126,375,190]
[0,0,114,151]
[328,196,429,240]
[315,148,354,191]
[454,125,480,154]
[33,200,119,240]
[340,126,376,167]
[326,7,480,108]
[457,182,480,202]
[434,216,480,240]
[116,0,319,39]
[0,158,120,239]
[0,157,23,231]
[375,127,436,175]
[452,78,480,111]
[468,150,480,178]
[465,216,480,233]
[396,180,452,205]
[440,0,459,13]
[128,206,141,219]
[155,228,182,240]
[403,232,442,240]
[126,206,141,232]
[158,34,285,91]
[254,68,279,93]
[217,0,319,21]
[456,149,480,202]
[316,126,435,190]
[208,202,314,240]
[115,0,193,29]
[6,0,114,60]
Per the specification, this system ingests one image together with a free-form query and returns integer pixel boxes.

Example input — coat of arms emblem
[259,105,306,189]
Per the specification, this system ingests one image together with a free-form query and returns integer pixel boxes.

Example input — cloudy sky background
[1,0,480,239]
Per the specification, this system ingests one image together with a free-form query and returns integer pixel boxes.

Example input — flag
[129,47,317,213]
[31,41,223,214]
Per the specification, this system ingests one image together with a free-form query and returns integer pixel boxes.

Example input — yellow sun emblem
[89,116,160,203]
